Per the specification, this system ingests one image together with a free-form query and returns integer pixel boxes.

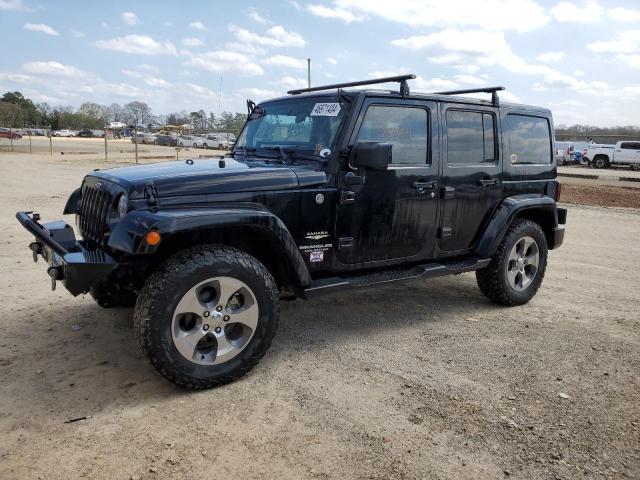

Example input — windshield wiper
[232,146,256,160]
[262,146,292,164]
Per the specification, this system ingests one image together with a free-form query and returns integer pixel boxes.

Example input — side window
[620,142,640,150]
[446,110,496,165]
[506,114,552,164]
[356,105,428,165]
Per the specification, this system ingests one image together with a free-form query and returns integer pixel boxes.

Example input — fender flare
[63,187,82,215]
[108,205,312,286]
[474,194,558,258]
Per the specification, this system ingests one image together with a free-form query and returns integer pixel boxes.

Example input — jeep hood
[89,158,327,198]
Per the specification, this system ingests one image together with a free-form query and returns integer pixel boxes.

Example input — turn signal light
[145,231,161,246]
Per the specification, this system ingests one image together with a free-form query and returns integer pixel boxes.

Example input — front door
[439,105,502,252]
[336,99,440,264]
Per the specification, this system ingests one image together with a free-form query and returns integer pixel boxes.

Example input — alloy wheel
[171,277,259,365]
[506,236,539,291]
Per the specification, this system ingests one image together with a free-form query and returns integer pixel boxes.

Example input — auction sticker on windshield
[311,103,341,116]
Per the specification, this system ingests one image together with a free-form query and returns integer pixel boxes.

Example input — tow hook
[47,266,63,291]
[29,242,42,262]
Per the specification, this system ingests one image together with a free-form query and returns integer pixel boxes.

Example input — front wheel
[134,245,280,389]
[476,219,548,306]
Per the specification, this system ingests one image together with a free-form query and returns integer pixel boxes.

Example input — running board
[303,257,491,298]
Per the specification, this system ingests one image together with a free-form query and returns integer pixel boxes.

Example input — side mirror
[353,142,391,171]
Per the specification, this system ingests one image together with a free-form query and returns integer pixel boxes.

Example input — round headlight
[117,194,128,218]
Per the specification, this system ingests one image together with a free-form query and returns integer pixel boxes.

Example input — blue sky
[1,0,639,126]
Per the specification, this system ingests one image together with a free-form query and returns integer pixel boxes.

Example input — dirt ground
[0,152,639,480]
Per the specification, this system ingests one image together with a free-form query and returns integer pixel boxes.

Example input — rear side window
[506,114,552,164]
[356,105,429,165]
[446,110,496,165]
[621,142,640,149]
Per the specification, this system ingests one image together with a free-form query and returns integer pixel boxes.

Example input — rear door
[439,105,502,252]
[336,98,440,264]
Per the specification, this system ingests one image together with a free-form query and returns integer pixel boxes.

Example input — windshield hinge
[340,145,353,159]
[144,183,158,206]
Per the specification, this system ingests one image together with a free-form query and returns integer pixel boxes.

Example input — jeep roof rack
[287,74,416,97]
[433,86,505,107]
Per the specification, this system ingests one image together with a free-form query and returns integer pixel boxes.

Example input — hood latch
[144,183,159,207]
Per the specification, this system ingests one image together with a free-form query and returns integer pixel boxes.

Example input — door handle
[413,180,437,193]
[479,178,499,187]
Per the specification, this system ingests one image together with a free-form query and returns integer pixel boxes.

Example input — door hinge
[340,189,357,204]
[338,237,354,250]
[438,227,453,239]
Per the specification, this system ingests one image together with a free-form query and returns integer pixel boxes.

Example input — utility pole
[307,58,311,88]
[134,123,138,164]
[104,123,108,161]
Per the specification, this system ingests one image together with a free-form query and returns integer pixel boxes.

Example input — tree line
[0,91,247,134]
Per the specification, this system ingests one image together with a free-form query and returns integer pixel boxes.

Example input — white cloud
[95,35,177,55]
[536,51,566,63]
[143,77,172,88]
[550,1,603,23]
[248,9,270,24]
[24,23,59,36]
[184,50,264,76]
[224,42,267,55]
[587,30,640,68]
[239,87,279,98]
[608,7,640,23]
[0,0,24,10]
[23,61,88,77]
[71,29,85,38]
[121,12,139,26]
[262,55,306,69]
[189,21,205,30]
[587,30,640,54]
[454,74,486,85]
[277,76,308,89]
[327,57,338,65]
[182,37,205,47]
[618,54,640,68]
[229,24,306,48]
[307,4,363,23]
[392,28,609,94]
[323,0,549,32]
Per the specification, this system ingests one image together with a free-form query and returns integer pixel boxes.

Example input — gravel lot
[1,152,638,479]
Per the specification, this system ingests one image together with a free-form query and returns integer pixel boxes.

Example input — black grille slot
[79,184,111,242]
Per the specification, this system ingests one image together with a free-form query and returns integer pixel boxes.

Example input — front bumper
[15,212,117,295]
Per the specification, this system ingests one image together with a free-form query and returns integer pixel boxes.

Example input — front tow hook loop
[47,266,62,291]
[29,242,41,263]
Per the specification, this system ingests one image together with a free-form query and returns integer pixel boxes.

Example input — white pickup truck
[583,141,640,169]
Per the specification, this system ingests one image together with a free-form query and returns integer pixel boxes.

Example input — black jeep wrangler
[17,75,566,389]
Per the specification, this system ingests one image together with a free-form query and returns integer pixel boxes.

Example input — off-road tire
[476,219,548,306]
[134,245,280,389]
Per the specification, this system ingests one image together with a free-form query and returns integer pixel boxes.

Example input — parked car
[205,133,232,149]
[92,130,106,138]
[178,135,199,147]
[52,129,76,137]
[143,132,158,144]
[156,133,177,147]
[583,141,640,169]
[0,127,22,139]
[15,74,566,390]
[29,128,46,136]
[77,129,93,138]
[131,133,146,144]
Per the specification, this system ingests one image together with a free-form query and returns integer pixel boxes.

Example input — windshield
[235,96,345,155]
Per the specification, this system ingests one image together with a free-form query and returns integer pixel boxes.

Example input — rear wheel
[203,143,208,149]
[476,219,548,306]
[134,245,279,389]
[218,143,224,150]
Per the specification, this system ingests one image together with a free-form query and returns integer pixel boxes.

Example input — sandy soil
[0,153,639,480]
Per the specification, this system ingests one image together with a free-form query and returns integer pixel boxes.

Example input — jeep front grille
[79,184,111,242]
